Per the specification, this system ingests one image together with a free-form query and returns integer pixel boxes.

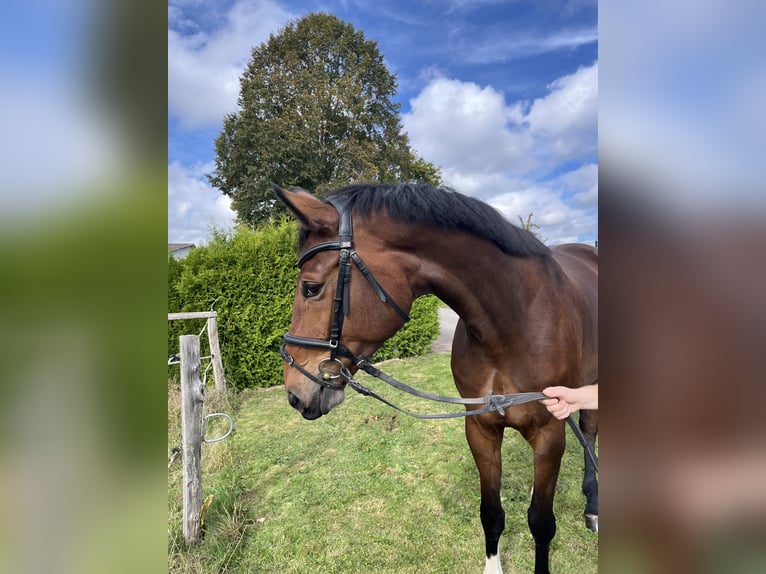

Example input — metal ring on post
[317,357,344,382]
[202,413,234,443]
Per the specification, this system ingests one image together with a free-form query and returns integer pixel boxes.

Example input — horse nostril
[287,390,302,410]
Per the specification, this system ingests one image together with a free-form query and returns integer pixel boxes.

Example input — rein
[343,360,598,472]
[279,195,598,472]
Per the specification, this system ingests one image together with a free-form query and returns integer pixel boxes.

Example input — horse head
[273,184,411,419]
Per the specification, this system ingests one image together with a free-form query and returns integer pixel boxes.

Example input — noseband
[279,195,410,390]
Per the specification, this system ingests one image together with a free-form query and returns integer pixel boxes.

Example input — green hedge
[375,293,440,361]
[168,221,440,389]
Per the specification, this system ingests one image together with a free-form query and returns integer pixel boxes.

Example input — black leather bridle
[279,194,410,390]
[278,194,598,471]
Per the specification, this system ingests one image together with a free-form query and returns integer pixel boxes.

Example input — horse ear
[271,182,338,233]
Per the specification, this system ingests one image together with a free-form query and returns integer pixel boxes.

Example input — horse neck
[389,223,562,345]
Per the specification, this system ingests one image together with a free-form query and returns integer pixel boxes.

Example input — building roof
[168,243,195,253]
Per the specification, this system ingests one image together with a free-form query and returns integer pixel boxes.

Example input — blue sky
[168,0,598,245]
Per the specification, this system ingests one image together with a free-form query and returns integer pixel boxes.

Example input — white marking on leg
[483,545,503,574]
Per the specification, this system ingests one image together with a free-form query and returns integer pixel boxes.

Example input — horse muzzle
[287,383,345,420]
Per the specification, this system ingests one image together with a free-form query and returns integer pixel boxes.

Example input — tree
[517,212,544,240]
[209,13,441,226]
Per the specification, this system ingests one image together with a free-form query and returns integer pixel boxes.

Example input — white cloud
[404,62,597,176]
[559,163,598,207]
[403,77,534,173]
[168,161,236,244]
[459,27,598,64]
[403,63,598,244]
[168,0,296,129]
[526,62,598,159]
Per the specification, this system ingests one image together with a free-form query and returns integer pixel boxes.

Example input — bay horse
[273,182,598,574]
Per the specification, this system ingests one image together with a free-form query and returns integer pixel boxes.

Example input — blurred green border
[0,1,169,572]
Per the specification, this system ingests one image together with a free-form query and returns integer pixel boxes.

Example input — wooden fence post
[180,334,205,545]
[206,314,227,394]
[168,311,227,394]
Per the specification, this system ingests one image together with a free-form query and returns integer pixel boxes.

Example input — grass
[168,354,597,573]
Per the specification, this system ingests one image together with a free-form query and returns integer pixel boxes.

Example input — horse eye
[301,281,324,298]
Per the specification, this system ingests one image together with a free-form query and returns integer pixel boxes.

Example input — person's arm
[541,384,598,419]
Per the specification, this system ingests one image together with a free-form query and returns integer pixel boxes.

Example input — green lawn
[168,354,597,573]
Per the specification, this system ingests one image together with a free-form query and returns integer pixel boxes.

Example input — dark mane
[326,182,550,257]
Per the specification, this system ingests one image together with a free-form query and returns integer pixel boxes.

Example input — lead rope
[565,415,599,473]
[340,364,598,472]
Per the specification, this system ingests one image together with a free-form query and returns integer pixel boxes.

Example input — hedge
[168,221,440,390]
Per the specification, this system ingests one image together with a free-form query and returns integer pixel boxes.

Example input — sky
[168,0,598,246]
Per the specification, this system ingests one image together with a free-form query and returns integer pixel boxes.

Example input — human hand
[541,385,598,419]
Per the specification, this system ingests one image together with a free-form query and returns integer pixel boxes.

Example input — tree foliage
[209,12,440,225]
[167,222,299,389]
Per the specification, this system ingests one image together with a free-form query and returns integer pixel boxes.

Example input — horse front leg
[466,416,505,574]
[579,407,599,532]
[525,421,565,574]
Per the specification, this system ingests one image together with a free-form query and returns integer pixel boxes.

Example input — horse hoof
[584,513,598,533]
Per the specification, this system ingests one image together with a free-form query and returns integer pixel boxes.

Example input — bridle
[278,195,598,470]
[279,194,410,390]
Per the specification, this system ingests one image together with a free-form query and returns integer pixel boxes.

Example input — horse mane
[326,182,551,258]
